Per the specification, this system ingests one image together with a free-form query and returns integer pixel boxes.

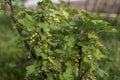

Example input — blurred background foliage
[100,17,120,80]
[0,12,26,80]
[0,0,120,80]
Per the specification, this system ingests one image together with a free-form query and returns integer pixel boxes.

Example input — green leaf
[63,61,74,80]
[18,14,35,31]
[83,56,91,64]
[96,68,109,77]
[35,47,47,59]
[81,10,91,18]
[55,49,65,54]
[64,36,75,47]
[53,60,61,70]
[94,49,101,60]
[42,61,48,72]
[66,7,79,15]
[38,22,50,32]
[88,33,99,39]
[26,64,36,77]
[45,0,52,3]
[104,26,117,32]
[47,74,54,80]
[91,63,98,70]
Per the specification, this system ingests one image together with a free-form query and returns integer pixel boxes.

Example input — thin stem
[80,68,90,79]
[77,46,83,80]
[9,0,14,20]
[8,0,37,59]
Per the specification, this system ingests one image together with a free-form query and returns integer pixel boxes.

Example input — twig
[77,46,83,80]
[9,0,14,19]
[8,0,37,59]
[80,68,90,79]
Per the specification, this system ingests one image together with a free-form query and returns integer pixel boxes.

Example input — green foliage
[12,0,115,80]
[0,0,116,80]
[0,12,26,80]
[99,17,120,80]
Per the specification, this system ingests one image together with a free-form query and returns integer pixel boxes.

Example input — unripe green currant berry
[48,17,51,20]
[76,54,79,57]
[50,9,54,12]
[32,39,35,42]
[50,14,52,17]
[53,14,55,18]
[30,37,32,40]
[75,59,78,62]
[35,73,38,76]
[88,54,92,60]
[38,70,41,73]
[78,56,81,59]
[28,55,30,59]
[37,34,39,37]
[34,32,38,36]
[51,14,54,16]
[32,34,35,37]
[31,45,33,47]
[30,40,33,44]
